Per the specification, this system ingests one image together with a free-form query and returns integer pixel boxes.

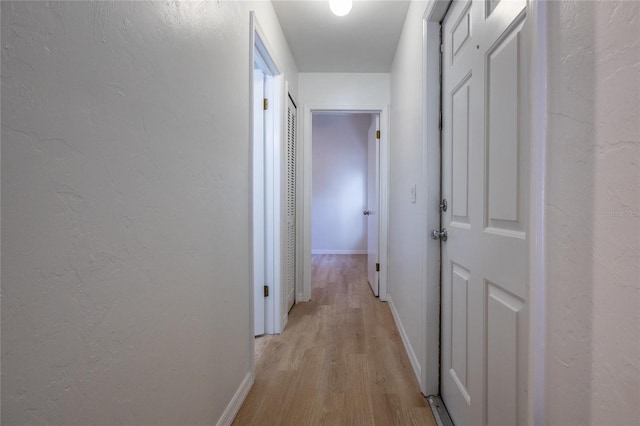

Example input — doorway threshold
[427,395,454,426]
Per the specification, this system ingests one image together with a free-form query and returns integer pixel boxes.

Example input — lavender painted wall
[312,113,372,254]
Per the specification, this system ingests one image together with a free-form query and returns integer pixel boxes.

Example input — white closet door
[285,96,297,313]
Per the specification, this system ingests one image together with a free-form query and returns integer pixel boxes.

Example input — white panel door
[440,0,529,424]
[253,69,266,336]
[285,96,297,313]
[367,115,380,296]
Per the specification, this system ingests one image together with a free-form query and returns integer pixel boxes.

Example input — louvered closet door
[285,96,297,313]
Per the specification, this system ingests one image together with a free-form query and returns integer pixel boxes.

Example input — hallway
[234,255,436,425]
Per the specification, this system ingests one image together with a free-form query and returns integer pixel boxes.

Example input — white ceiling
[271,0,411,73]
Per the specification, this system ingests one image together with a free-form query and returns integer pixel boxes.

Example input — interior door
[366,114,380,296]
[440,0,529,424]
[285,95,297,312]
[253,68,266,336]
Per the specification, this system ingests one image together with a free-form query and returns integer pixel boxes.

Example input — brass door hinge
[264,285,269,297]
[264,98,269,110]
[376,130,380,139]
[376,262,380,272]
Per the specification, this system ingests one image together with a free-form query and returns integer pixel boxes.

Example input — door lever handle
[363,210,371,216]
[431,228,448,241]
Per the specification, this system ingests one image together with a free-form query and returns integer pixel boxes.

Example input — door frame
[420,0,451,398]
[252,67,266,337]
[300,104,390,302]
[366,113,381,297]
[249,12,287,375]
[421,0,548,423]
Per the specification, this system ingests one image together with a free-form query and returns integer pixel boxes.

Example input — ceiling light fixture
[329,0,352,17]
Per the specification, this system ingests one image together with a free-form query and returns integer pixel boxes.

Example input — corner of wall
[387,294,422,389]
[216,373,254,426]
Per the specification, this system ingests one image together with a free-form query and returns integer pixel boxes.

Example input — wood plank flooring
[234,254,436,426]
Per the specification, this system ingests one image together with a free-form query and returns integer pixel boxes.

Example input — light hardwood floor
[234,254,436,426]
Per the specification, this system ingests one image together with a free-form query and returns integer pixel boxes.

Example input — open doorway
[310,112,380,296]
[301,106,389,303]
[252,34,279,338]
[250,13,289,367]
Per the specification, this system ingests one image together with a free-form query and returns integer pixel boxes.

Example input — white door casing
[366,114,380,296]
[440,0,529,425]
[253,68,266,337]
[301,105,390,303]
[251,14,285,339]
[263,70,280,336]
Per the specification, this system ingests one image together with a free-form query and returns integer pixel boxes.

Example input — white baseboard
[216,371,253,426]
[311,249,367,255]
[387,294,422,387]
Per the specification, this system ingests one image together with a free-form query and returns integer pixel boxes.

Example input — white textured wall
[388,0,428,388]
[299,73,390,107]
[312,114,370,254]
[544,1,640,424]
[0,1,297,424]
